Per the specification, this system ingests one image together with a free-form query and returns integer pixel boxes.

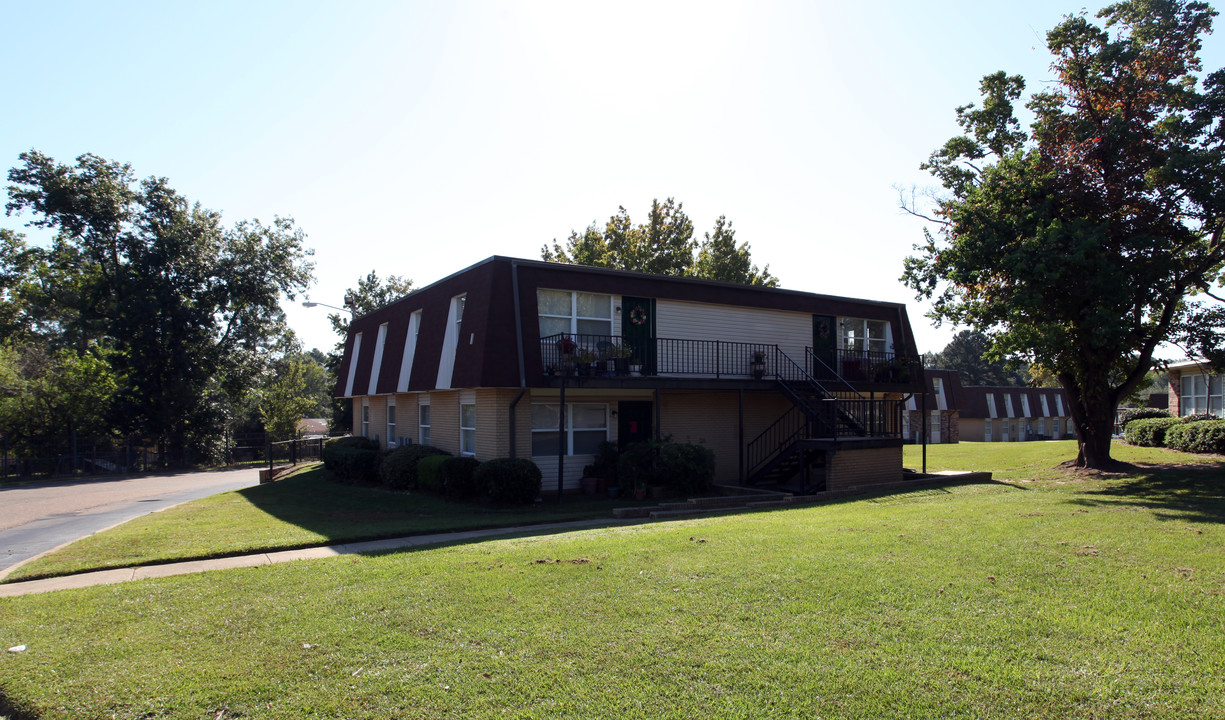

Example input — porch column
[738,389,745,485]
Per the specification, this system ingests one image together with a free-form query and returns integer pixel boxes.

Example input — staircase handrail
[746,406,808,477]
[804,348,864,399]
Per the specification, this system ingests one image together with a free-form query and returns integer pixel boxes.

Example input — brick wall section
[1168,367,1182,416]
[826,446,903,491]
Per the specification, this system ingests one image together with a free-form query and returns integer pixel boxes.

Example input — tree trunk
[1065,375,1123,470]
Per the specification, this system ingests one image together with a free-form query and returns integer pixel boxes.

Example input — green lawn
[3,464,649,583]
[1,441,1223,718]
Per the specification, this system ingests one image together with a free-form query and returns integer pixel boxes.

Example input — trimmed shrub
[1123,417,1181,447]
[617,441,656,491]
[440,456,482,498]
[1179,413,1217,424]
[379,444,451,489]
[590,441,620,486]
[1164,420,1225,454]
[656,442,717,495]
[1119,407,1171,428]
[417,454,450,493]
[322,442,381,484]
[474,458,542,504]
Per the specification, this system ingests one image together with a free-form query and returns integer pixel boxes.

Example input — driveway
[0,467,261,576]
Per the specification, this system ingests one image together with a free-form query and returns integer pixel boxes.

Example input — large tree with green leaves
[543,198,777,286]
[926,330,1030,386]
[4,151,314,461]
[902,0,1225,469]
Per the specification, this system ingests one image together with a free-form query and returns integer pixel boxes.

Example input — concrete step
[611,507,655,519]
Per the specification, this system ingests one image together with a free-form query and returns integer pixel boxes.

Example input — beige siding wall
[426,391,461,455]
[960,418,985,442]
[657,390,794,485]
[368,397,389,448]
[655,299,812,372]
[827,446,903,491]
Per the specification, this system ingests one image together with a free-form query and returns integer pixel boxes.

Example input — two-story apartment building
[334,257,925,495]
[900,370,1075,444]
[958,385,1074,442]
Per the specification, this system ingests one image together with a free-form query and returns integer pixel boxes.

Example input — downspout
[508,261,528,458]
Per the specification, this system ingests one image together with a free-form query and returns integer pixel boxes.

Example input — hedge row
[1123,417,1182,447]
[1164,420,1225,454]
[322,439,541,504]
[1122,413,1225,454]
[615,439,716,495]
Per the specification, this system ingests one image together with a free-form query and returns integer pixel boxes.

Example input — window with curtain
[537,289,613,338]
[530,403,608,456]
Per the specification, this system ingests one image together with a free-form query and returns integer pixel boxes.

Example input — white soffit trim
[398,310,422,392]
[368,323,389,396]
[344,332,363,397]
[436,295,463,390]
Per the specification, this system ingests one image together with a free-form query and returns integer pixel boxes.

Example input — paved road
[0,467,261,576]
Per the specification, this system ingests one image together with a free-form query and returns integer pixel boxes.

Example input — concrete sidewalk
[0,518,619,598]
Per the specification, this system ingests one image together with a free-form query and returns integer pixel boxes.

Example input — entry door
[811,315,837,377]
[622,297,656,375]
[618,401,653,449]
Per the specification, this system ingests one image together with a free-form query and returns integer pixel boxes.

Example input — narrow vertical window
[460,403,476,456]
[387,400,397,446]
[361,401,370,439]
[419,404,431,446]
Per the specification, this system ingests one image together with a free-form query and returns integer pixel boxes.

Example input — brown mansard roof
[335,256,924,397]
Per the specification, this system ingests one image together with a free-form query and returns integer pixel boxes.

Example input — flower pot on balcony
[628,363,643,376]
[750,362,766,380]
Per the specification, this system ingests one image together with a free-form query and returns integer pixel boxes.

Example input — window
[537,289,613,338]
[387,400,397,445]
[419,404,431,446]
[530,403,608,456]
[457,295,466,329]
[986,394,997,419]
[460,403,476,456]
[841,318,889,355]
[1184,374,1224,416]
[361,401,370,439]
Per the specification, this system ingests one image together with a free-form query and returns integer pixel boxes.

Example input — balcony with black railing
[539,333,921,387]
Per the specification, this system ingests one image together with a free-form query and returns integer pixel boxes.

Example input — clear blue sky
[3,0,1223,356]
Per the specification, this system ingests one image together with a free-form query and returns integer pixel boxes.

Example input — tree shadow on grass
[1067,463,1225,524]
[0,687,40,720]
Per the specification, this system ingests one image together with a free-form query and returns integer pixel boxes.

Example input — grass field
[3,465,652,583]
[1,441,1223,718]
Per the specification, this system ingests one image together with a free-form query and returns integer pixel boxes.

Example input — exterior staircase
[745,347,883,492]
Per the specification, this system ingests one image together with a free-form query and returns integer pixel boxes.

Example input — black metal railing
[746,407,809,478]
[539,334,919,386]
[808,347,921,385]
[540,334,776,379]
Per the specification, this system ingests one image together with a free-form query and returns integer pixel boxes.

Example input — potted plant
[554,335,578,376]
[749,349,767,379]
[603,343,633,374]
[576,349,598,376]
